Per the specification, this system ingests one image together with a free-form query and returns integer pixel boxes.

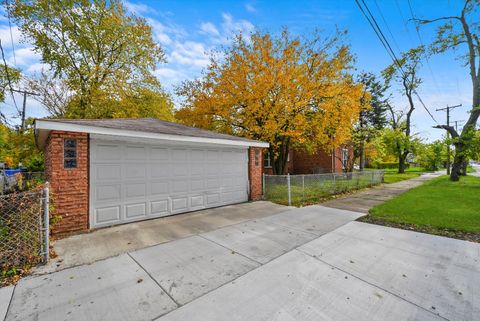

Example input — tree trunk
[359,141,365,171]
[398,151,408,174]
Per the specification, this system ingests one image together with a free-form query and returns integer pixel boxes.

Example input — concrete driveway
[3,205,479,321]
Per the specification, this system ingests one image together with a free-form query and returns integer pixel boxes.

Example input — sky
[0,0,475,141]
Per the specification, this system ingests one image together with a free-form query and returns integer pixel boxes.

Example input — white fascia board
[35,120,270,148]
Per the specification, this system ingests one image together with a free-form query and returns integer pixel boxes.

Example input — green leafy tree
[382,46,424,173]
[416,0,480,181]
[8,0,173,119]
[416,140,446,171]
[354,72,389,170]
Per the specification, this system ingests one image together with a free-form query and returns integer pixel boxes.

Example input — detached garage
[35,118,268,236]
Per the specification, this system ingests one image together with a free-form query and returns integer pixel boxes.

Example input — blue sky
[0,0,474,141]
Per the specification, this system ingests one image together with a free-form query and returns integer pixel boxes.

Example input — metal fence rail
[0,184,49,280]
[264,171,384,206]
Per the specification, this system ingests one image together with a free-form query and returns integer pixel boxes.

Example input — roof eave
[34,119,269,149]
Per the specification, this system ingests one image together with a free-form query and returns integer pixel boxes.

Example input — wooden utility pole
[10,88,39,132]
[436,104,462,175]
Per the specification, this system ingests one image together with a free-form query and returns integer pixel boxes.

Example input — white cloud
[245,3,257,13]
[200,22,219,36]
[125,2,158,15]
[169,41,210,67]
[9,47,40,67]
[0,25,22,49]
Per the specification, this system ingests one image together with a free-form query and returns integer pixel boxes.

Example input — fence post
[301,175,305,206]
[332,173,336,193]
[262,173,266,197]
[43,182,50,262]
[287,173,291,206]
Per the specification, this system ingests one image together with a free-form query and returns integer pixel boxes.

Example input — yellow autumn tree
[176,29,364,174]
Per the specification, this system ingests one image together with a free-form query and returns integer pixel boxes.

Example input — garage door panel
[125,203,146,219]
[150,165,170,178]
[95,184,121,202]
[125,183,146,198]
[125,165,146,179]
[190,179,204,191]
[172,180,189,193]
[173,163,189,176]
[206,193,221,206]
[91,140,248,228]
[190,195,205,208]
[150,181,169,195]
[125,146,146,160]
[96,206,121,224]
[94,144,121,161]
[171,197,188,212]
[150,147,169,160]
[150,200,169,216]
[95,165,121,181]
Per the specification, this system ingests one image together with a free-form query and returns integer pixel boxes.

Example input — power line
[6,0,16,66]
[406,0,441,92]
[373,0,402,53]
[0,39,20,116]
[355,0,439,124]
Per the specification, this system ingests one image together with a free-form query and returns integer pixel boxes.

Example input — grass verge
[360,175,480,242]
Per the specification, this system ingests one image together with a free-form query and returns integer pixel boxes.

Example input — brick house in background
[263,145,354,175]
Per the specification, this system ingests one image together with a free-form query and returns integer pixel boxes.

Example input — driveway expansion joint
[126,252,180,308]
[295,247,451,321]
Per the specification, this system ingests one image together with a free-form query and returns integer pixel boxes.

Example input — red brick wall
[263,150,294,175]
[291,146,353,174]
[45,131,89,236]
[248,147,264,201]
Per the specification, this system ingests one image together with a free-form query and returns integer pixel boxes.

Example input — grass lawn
[381,167,428,184]
[363,175,480,241]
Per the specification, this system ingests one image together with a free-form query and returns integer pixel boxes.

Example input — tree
[382,46,424,173]
[8,0,173,119]
[416,140,446,171]
[26,70,70,118]
[176,29,364,174]
[415,0,480,181]
[354,72,389,170]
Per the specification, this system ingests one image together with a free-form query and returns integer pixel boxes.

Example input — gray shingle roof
[41,118,263,144]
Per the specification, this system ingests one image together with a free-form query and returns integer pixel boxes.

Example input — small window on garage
[64,138,77,168]
[264,151,272,168]
[255,150,260,166]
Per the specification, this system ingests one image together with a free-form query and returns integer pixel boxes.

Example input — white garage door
[89,138,249,228]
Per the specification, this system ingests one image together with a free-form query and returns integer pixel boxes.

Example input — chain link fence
[1,184,49,284]
[264,170,384,206]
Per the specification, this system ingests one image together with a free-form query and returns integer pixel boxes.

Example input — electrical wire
[355,0,439,124]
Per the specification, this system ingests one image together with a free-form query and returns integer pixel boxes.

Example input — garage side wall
[248,147,264,201]
[45,131,89,236]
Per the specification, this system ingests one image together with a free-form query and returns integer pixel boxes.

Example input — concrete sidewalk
[4,205,363,321]
[321,171,443,213]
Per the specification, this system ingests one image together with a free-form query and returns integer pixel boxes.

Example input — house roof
[35,118,269,149]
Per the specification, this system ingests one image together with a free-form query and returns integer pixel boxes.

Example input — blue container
[4,168,28,176]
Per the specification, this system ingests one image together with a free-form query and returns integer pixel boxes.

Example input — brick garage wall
[45,131,89,236]
[248,147,264,201]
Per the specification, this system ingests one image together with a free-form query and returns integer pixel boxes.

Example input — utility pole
[10,88,39,132]
[436,104,462,175]
[453,120,465,133]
